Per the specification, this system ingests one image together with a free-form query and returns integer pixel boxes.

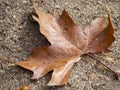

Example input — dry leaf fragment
[15,86,29,90]
[17,6,115,86]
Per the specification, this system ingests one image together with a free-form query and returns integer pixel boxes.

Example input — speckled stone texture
[0,0,120,90]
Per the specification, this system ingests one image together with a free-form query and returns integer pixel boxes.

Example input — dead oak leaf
[17,7,115,86]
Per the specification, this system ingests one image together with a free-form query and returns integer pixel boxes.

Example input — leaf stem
[87,53,120,80]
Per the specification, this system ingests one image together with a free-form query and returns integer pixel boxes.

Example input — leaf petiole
[87,53,120,80]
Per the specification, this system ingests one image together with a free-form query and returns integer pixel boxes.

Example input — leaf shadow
[18,12,50,58]
[17,12,51,85]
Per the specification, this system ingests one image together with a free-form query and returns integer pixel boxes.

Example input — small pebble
[22,0,27,4]
[89,72,95,81]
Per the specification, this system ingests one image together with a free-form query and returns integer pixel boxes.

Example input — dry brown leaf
[17,6,115,86]
[15,86,29,90]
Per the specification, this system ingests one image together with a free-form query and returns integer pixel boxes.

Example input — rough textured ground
[0,0,120,90]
